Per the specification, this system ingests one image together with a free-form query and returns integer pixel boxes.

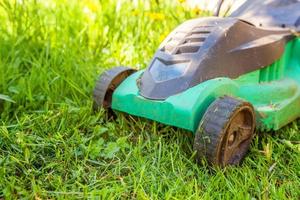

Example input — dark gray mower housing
[138,0,300,100]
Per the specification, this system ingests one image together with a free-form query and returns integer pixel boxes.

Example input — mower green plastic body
[111,38,300,133]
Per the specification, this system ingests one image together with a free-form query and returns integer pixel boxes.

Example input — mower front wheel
[193,96,255,167]
[93,66,136,113]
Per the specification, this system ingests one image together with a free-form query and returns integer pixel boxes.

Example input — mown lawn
[0,0,299,199]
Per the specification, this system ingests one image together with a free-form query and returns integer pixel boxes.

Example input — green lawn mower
[93,0,300,166]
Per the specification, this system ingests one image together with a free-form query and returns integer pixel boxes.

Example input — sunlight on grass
[0,0,299,199]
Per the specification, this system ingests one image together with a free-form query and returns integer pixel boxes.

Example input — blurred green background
[0,0,299,199]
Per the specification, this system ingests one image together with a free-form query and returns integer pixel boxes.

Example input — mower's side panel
[112,71,238,132]
[237,38,300,131]
[238,79,300,130]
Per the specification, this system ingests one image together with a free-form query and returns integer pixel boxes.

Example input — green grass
[0,0,299,199]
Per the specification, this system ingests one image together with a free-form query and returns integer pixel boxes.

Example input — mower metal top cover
[138,0,300,100]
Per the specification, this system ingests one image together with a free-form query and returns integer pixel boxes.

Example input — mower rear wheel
[93,66,136,112]
[193,96,255,167]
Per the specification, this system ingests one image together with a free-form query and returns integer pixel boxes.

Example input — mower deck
[112,38,300,132]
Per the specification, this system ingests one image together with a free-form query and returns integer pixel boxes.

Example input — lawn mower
[93,0,300,166]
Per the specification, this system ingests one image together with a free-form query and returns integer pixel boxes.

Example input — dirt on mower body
[93,0,300,166]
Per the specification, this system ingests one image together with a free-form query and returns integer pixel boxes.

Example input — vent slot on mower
[162,26,213,55]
